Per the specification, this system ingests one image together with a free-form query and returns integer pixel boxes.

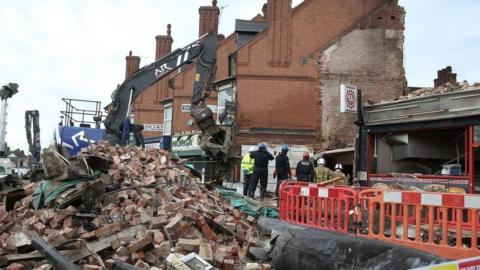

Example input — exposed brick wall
[127,0,407,158]
[318,0,406,149]
[232,0,393,153]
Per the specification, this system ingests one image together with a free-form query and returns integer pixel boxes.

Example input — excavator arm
[104,32,217,145]
[25,110,41,168]
[104,32,232,160]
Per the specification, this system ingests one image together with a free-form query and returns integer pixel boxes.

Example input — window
[163,103,172,135]
[217,84,234,123]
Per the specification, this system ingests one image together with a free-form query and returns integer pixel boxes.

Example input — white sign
[340,84,358,113]
[172,134,202,152]
[181,104,218,113]
[145,143,160,149]
[143,124,163,132]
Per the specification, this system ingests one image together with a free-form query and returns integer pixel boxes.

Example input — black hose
[31,237,80,270]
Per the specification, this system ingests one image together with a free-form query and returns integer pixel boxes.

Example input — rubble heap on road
[0,142,270,270]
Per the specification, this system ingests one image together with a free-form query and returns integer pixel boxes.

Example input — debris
[0,143,268,269]
[382,81,480,103]
[31,237,80,270]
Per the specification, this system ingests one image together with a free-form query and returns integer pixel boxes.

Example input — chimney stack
[155,24,173,61]
[434,66,457,88]
[198,0,220,37]
[125,51,140,79]
[267,0,292,66]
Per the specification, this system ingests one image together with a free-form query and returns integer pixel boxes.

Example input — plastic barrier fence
[279,182,356,233]
[357,189,480,259]
[278,182,480,259]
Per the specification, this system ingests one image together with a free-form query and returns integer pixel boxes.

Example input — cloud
[1,0,476,154]
[399,0,480,87]
[0,0,277,152]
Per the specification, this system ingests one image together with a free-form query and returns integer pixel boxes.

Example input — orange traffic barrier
[357,189,480,259]
[279,182,357,233]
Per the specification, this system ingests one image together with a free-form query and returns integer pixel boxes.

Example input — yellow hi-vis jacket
[241,154,254,175]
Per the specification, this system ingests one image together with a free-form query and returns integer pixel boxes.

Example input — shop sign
[340,84,358,113]
[143,124,163,132]
[172,134,201,152]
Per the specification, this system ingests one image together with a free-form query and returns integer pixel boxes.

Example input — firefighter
[274,144,292,198]
[241,146,256,196]
[314,157,333,183]
[331,163,347,186]
[295,152,314,182]
[249,142,274,201]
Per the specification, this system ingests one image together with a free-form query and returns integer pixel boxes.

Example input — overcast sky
[0,0,479,153]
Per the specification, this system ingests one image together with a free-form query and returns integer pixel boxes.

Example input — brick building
[121,0,407,183]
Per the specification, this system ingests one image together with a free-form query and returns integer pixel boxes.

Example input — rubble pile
[0,142,270,270]
[381,81,480,103]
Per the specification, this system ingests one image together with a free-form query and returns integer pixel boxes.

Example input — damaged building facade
[122,0,407,182]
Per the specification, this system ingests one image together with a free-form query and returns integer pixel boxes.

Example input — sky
[0,0,479,153]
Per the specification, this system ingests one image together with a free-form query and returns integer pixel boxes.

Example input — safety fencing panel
[357,189,480,259]
[279,181,357,233]
[279,183,480,259]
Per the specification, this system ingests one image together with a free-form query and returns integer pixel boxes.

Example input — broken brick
[223,259,235,270]
[6,263,24,270]
[176,238,200,252]
[153,242,171,258]
[127,234,152,253]
[151,230,164,244]
[95,222,121,238]
[199,243,213,262]
[134,259,149,269]
[116,246,129,257]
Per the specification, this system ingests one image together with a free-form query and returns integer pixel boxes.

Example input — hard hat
[249,146,257,152]
[303,152,310,159]
[317,158,326,166]
[258,142,267,150]
[335,164,343,171]
[281,144,289,151]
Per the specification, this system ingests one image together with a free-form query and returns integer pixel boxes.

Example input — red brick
[127,235,153,253]
[176,238,200,253]
[6,263,24,270]
[223,259,235,270]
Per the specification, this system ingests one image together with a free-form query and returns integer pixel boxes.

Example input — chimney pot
[212,0,217,7]
[155,24,174,60]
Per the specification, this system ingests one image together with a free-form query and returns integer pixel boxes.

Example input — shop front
[358,88,480,193]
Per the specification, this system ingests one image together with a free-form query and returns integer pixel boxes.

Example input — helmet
[281,144,289,152]
[258,142,267,150]
[303,152,310,159]
[335,164,343,171]
[317,158,326,166]
[249,146,257,152]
